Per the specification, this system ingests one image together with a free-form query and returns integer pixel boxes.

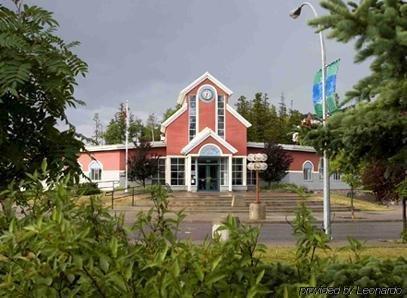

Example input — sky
[9,0,369,138]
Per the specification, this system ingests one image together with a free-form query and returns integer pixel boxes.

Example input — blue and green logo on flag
[312,59,340,118]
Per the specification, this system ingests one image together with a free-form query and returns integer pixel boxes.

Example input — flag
[312,59,340,118]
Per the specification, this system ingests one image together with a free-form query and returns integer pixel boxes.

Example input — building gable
[177,72,233,105]
[181,128,237,155]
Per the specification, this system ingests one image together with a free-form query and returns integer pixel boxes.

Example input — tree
[261,142,293,187]
[236,93,303,144]
[103,103,144,144]
[92,113,104,145]
[0,3,87,189]
[236,95,251,121]
[305,0,406,166]
[361,161,404,204]
[128,140,160,187]
[330,152,362,219]
[305,0,406,233]
[144,113,160,142]
[163,104,182,121]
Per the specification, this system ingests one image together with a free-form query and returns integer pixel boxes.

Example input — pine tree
[304,0,406,232]
[103,103,144,144]
[92,113,104,145]
[306,0,406,166]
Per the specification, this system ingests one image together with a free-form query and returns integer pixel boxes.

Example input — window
[332,172,341,181]
[191,157,197,186]
[217,95,225,137]
[232,158,243,185]
[152,158,166,185]
[189,96,196,141]
[199,144,221,156]
[247,169,256,186]
[89,161,102,181]
[171,158,185,185]
[303,161,313,181]
[220,157,228,185]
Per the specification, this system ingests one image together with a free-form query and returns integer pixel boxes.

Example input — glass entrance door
[197,158,219,191]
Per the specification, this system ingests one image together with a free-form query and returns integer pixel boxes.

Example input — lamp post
[247,153,268,220]
[289,2,331,237]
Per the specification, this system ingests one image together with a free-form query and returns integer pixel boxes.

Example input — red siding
[78,150,121,171]
[247,147,321,171]
[225,109,247,155]
[186,78,228,134]
[165,109,189,155]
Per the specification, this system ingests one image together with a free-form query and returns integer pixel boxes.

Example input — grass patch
[263,244,407,264]
[311,193,390,211]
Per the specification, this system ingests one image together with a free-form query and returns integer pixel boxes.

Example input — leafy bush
[263,183,311,194]
[0,164,406,297]
[75,182,101,195]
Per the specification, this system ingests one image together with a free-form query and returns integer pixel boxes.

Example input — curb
[181,219,404,224]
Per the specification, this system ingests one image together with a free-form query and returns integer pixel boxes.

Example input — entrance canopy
[181,128,237,155]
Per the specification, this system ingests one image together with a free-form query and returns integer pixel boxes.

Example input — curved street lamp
[289,2,331,237]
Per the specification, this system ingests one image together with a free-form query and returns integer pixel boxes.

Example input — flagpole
[125,100,129,192]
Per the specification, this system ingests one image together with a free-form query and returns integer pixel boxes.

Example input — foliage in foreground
[0,3,87,190]
[0,168,406,297]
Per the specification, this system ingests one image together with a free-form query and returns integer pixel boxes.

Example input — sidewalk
[113,205,403,224]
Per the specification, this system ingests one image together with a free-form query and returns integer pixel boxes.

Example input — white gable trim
[247,142,317,153]
[177,72,233,105]
[160,103,187,133]
[84,141,166,152]
[226,104,252,128]
[181,127,237,155]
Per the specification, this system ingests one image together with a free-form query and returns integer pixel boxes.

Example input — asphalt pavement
[177,221,404,244]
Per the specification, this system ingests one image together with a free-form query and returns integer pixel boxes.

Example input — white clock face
[200,87,214,101]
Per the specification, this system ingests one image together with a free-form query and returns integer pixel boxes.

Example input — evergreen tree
[306,0,406,166]
[304,0,406,232]
[144,113,160,142]
[236,95,252,121]
[92,113,104,145]
[163,104,182,121]
[235,93,303,144]
[103,103,144,144]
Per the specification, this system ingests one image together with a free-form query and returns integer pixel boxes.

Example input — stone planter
[249,202,266,220]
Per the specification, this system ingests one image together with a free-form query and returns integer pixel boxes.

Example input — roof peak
[177,72,233,105]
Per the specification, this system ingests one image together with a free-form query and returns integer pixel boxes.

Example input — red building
[79,73,347,191]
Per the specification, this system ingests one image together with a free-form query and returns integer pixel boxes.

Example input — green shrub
[75,182,101,195]
[264,182,311,194]
[0,163,405,297]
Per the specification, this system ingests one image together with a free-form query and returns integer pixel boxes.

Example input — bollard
[212,215,240,241]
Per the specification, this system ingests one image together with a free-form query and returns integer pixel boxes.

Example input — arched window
[303,161,313,181]
[89,161,102,181]
[199,144,222,157]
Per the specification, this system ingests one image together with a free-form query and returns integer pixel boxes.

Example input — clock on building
[199,86,215,102]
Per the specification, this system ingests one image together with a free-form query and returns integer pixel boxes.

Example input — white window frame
[216,95,226,138]
[170,157,185,186]
[232,157,244,185]
[188,95,197,141]
[303,161,314,182]
[89,160,103,181]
